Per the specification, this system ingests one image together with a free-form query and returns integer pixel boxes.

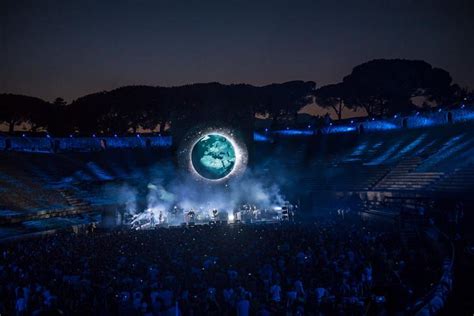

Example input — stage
[126,202,296,230]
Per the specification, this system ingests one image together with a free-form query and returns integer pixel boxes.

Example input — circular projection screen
[191,134,236,179]
[178,126,248,183]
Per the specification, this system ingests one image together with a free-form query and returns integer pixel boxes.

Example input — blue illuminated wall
[8,137,53,152]
[255,106,474,141]
[453,108,474,122]
[1,106,472,150]
[323,126,357,134]
[0,136,172,152]
[253,132,270,142]
[274,129,315,136]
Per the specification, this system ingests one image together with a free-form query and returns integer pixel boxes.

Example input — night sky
[1,0,474,109]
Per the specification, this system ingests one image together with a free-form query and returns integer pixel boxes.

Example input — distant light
[371,118,375,121]
[92,134,96,138]
[394,115,398,118]
[114,134,118,137]
[46,134,50,138]
[265,128,269,132]
[350,120,354,124]
[416,112,420,115]
[307,125,311,128]
[254,132,269,142]
[329,122,333,126]
[461,104,465,108]
[69,134,73,138]
[228,213,235,222]
[22,134,26,137]
[286,127,289,130]
[438,108,442,112]
[158,133,161,136]
[136,134,140,138]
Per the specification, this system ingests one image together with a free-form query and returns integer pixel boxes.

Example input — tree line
[315,59,470,120]
[0,82,315,135]
[0,59,470,135]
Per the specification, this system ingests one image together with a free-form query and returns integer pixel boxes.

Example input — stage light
[228,213,235,222]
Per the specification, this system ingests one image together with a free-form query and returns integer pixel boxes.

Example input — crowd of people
[0,216,442,315]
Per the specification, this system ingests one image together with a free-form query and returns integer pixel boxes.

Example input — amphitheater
[0,107,473,314]
[0,108,473,238]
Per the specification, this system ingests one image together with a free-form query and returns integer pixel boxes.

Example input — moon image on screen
[191,134,236,180]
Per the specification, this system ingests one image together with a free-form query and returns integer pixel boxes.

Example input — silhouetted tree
[259,81,316,127]
[69,86,173,135]
[338,59,457,116]
[314,83,349,120]
[0,94,50,133]
[46,97,72,135]
[430,84,469,107]
[53,97,67,107]
[108,86,162,133]
[170,83,255,142]
[69,92,110,134]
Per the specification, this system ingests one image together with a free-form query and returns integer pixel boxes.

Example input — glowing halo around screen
[178,126,248,183]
